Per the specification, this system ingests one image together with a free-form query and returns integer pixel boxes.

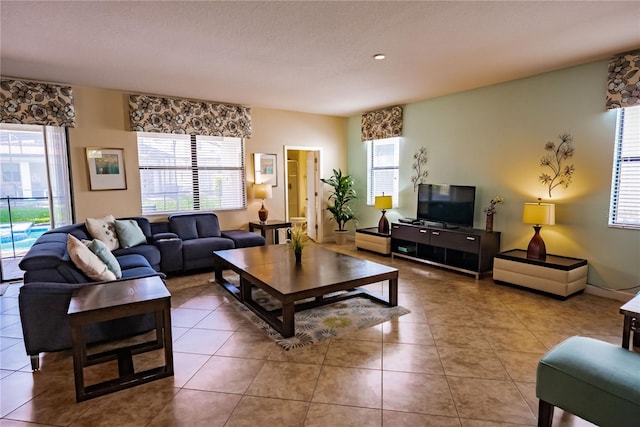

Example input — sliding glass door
[0,124,73,282]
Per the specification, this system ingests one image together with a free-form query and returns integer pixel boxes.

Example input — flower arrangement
[483,196,504,216]
[289,223,307,256]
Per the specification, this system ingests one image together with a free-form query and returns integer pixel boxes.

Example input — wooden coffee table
[67,276,173,402]
[213,245,398,337]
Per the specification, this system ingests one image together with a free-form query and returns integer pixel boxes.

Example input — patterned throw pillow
[114,219,147,248]
[67,235,116,282]
[86,215,119,251]
[86,239,122,279]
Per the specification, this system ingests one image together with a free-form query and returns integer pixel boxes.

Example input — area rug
[233,287,411,350]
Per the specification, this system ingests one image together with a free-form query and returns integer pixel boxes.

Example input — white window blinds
[137,132,246,214]
[366,137,399,206]
[609,107,640,228]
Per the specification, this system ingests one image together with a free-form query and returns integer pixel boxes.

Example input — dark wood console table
[249,220,291,244]
[67,276,173,402]
[390,222,500,278]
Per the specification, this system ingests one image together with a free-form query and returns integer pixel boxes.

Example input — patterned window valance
[361,105,403,141]
[129,94,252,138]
[606,49,640,110]
[0,79,76,127]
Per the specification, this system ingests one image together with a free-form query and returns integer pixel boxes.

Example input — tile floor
[0,242,630,426]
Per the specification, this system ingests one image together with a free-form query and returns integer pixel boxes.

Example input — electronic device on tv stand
[399,218,421,225]
[416,183,476,229]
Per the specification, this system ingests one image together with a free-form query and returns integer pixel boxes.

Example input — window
[366,137,399,206]
[137,132,246,214]
[609,107,640,228]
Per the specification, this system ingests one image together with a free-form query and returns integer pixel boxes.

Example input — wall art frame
[254,153,277,187]
[86,147,127,191]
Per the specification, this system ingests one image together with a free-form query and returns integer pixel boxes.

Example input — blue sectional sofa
[152,213,265,273]
[18,213,265,370]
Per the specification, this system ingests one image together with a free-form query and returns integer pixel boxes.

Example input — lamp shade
[374,195,392,210]
[254,183,272,200]
[522,202,555,226]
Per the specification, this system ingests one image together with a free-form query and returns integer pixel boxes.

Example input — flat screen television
[417,184,476,228]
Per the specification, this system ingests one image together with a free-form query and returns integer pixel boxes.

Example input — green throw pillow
[114,219,147,248]
[86,239,122,279]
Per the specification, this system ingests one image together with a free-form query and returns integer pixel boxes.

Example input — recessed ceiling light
[373,53,386,60]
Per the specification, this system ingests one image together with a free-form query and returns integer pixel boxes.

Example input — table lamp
[375,194,393,234]
[254,183,272,223]
[522,199,555,261]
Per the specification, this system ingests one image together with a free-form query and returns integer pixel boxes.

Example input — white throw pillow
[67,234,116,282]
[86,215,120,250]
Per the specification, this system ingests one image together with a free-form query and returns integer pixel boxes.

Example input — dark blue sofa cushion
[222,230,266,248]
[169,213,222,239]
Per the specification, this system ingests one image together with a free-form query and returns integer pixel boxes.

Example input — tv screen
[417,184,476,228]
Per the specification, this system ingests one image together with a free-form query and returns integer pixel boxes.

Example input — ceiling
[1,1,639,117]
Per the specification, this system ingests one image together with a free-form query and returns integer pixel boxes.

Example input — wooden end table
[249,220,292,244]
[620,293,640,350]
[67,275,173,402]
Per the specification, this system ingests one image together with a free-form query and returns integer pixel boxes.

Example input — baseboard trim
[584,284,635,302]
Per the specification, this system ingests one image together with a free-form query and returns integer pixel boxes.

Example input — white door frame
[283,146,323,243]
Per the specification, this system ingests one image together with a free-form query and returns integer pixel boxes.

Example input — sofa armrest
[155,237,183,273]
[151,232,179,243]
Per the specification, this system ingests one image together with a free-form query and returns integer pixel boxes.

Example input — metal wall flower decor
[411,147,429,191]
[539,133,576,198]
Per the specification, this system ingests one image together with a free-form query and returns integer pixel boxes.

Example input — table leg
[281,302,295,337]
[622,315,631,349]
[388,276,398,306]
[70,323,86,402]
[162,305,174,375]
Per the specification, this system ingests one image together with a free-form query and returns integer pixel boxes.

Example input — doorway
[284,147,322,243]
[0,124,74,282]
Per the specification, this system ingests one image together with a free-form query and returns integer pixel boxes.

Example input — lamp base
[378,210,389,234]
[258,201,269,223]
[526,225,547,260]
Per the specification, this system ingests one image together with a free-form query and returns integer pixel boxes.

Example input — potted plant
[320,168,357,244]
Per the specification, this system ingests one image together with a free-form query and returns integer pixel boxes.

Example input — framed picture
[86,147,127,190]
[254,153,277,187]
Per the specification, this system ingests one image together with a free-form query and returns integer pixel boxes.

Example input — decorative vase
[294,249,302,264]
[485,214,494,232]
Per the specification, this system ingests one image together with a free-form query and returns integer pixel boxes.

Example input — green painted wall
[348,60,640,292]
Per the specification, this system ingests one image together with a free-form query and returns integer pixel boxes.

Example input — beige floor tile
[61,378,178,427]
[437,347,509,380]
[447,376,536,424]
[383,410,462,427]
[514,381,538,416]
[324,339,382,369]
[0,371,39,418]
[468,308,526,330]
[246,360,321,400]
[430,324,492,349]
[215,330,275,359]
[335,323,384,342]
[172,328,233,355]
[194,309,253,331]
[268,340,329,364]
[225,395,309,427]
[0,314,20,329]
[0,342,31,370]
[184,355,265,394]
[382,321,435,345]
[178,294,227,310]
[459,419,535,426]
[304,403,382,426]
[147,388,241,426]
[382,371,457,417]
[481,328,548,353]
[169,307,212,328]
[494,350,544,383]
[382,342,443,374]
[169,351,211,388]
[312,365,382,408]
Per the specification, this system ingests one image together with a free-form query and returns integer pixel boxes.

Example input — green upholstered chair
[536,336,640,427]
